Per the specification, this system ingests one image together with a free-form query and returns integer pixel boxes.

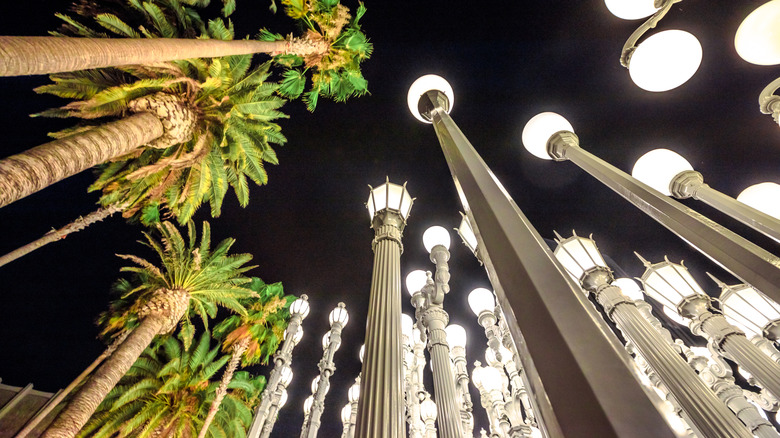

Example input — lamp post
[259,367,293,438]
[402,313,426,438]
[473,361,508,438]
[486,345,535,434]
[411,75,676,438]
[248,295,309,438]
[302,303,349,438]
[405,225,465,438]
[346,378,360,438]
[637,254,780,400]
[420,395,438,438]
[355,178,413,438]
[446,323,475,437]
[522,111,780,305]
[341,404,352,438]
[631,148,780,243]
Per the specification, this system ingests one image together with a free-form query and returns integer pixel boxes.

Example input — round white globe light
[735,0,780,65]
[341,404,352,423]
[631,148,694,196]
[445,324,467,348]
[405,269,428,295]
[737,182,780,219]
[614,277,644,301]
[522,112,574,160]
[604,0,659,20]
[401,313,414,338]
[468,287,496,316]
[423,225,451,252]
[629,30,702,92]
[407,74,454,124]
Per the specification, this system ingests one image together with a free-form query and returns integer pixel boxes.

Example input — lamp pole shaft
[451,347,475,437]
[550,134,780,304]
[305,321,344,438]
[355,215,406,438]
[424,92,676,438]
[595,285,753,438]
[259,387,285,438]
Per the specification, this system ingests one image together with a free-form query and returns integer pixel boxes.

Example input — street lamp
[413,74,677,437]
[468,287,504,361]
[445,323,475,436]
[419,394,438,438]
[522,111,780,305]
[553,231,752,437]
[637,254,780,400]
[735,0,780,66]
[738,183,780,220]
[355,178,413,438]
[716,277,780,343]
[259,366,293,438]
[604,0,659,20]
[632,148,780,243]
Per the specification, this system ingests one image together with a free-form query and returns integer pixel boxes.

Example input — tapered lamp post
[632,148,780,242]
[411,75,676,437]
[522,111,780,305]
[355,179,413,438]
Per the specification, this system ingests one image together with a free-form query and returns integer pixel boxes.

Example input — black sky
[2,0,780,436]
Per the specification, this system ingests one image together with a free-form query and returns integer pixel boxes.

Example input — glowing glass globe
[407,74,454,123]
[604,0,659,20]
[735,0,780,65]
[737,182,780,219]
[522,112,574,160]
[631,148,694,196]
[629,30,702,92]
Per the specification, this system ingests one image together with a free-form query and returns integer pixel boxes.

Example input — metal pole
[670,170,780,243]
[421,90,677,437]
[449,344,475,437]
[546,131,780,304]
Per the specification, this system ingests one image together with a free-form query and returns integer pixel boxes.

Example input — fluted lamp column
[553,232,753,437]
[632,148,780,243]
[355,179,413,438]
[522,112,780,305]
[248,295,309,438]
[303,303,349,438]
[637,254,780,400]
[446,324,475,437]
[259,366,293,438]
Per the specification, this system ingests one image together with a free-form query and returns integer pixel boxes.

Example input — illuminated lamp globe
[663,306,689,326]
[280,366,293,386]
[341,404,352,424]
[401,313,414,338]
[367,180,413,220]
[639,257,707,317]
[720,283,780,339]
[628,30,702,92]
[412,328,423,345]
[485,346,513,366]
[632,149,694,196]
[359,344,365,363]
[737,183,780,219]
[468,287,495,316]
[735,0,780,65]
[329,304,349,326]
[471,364,485,388]
[604,0,659,20]
[420,397,437,421]
[290,296,310,318]
[522,112,574,160]
[284,326,304,344]
[553,233,608,281]
[279,389,289,407]
[614,278,644,301]
[322,333,330,350]
[423,225,451,253]
[349,381,361,403]
[311,376,329,395]
[407,74,454,124]
[406,269,428,295]
[445,324,468,348]
[303,396,314,414]
[480,366,503,392]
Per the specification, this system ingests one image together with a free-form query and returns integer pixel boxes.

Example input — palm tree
[77,332,265,437]
[42,220,257,438]
[197,278,294,438]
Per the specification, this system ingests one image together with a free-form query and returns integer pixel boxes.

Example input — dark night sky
[2,0,780,436]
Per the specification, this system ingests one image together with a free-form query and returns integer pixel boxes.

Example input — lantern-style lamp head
[715,274,780,340]
[367,179,413,226]
[329,302,349,326]
[522,112,575,160]
[457,212,479,255]
[553,231,612,290]
[471,361,485,388]
[604,0,659,20]
[420,395,438,421]
[632,149,695,196]
[468,287,496,317]
[628,30,702,92]
[636,253,709,318]
[614,277,645,301]
[341,403,352,424]
[423,225,451,253]
[304,395,314,414]
[446,324,468,349]
[407,74,454,123]
[735,0,780,65]
[290,294,311,319]
[279,389,289,407]
[280,366,293,387]
[737,183,780,220]
[349,380,361,403]
[406,270,428,296]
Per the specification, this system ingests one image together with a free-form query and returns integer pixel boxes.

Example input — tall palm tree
[197,278,294,438]
[42,220,257,438]
[77,332,265,437]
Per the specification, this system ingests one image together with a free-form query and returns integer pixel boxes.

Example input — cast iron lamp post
[402,313,426,438]
[714,278,780,361]
[445,323,475,437]
[637,254,780,400]
[632,148,780,243]
[355,178,413,438]
[259,366,293,438]
[521,111,780,305]
[420,395,438,438]
[410,74,676,438]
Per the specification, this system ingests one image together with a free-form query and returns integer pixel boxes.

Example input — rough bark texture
[127,93,196,149]
[0,112,162,208]
[0,36,289,76]
[0,204,123,268]
[197,337,250,438]
[14,330,131,438]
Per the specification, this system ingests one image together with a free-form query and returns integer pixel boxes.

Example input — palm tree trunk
[0,112,162,208]
[0,36,326,76]
[0,204,124,268]
[14,330,131,438]
[197,338,250,438]
[41,315,167,438]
